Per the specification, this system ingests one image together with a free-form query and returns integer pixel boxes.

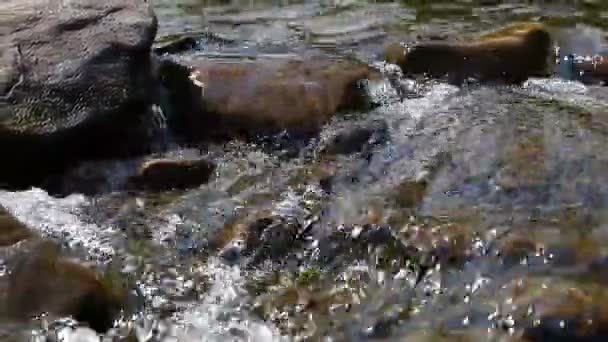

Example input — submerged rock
[0,205,35,247]
[128,158,216,191]
[314,224,423,272]
[384,22,553,85]
[0,207,127,333]
[4,240,127,333]
[0,0,158,189]
[213,214,303,267]
[319,119,389,157]
[158,58,381,142]
[495,135,547,191]
[393,177,429,209]
[571,55,608,85]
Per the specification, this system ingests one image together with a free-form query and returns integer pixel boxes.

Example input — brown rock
[159,58,381,142]
[393,177,429,209]
[0,0,158,189]
[4,240,126,333]
[495,233,541,265]
[129,158,216,191]
[385,22,552,85]
[0,205,35,247]
[319,119,389,157]
[495,135,547,191]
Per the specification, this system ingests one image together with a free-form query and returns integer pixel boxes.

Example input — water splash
[0,188,117,261]
[145,258,283,341]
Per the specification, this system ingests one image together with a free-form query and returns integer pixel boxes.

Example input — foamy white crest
[401,83,460,119]
[374,81,458,121]
[156,258,283,342]
[273,189,306,217]
[522,77,608,111]
[377,82,460,147]
[524,77,588,96]
[365,78,403,105]
[0,188,117,261]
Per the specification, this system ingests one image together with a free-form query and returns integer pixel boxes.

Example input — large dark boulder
[0,0,158,189]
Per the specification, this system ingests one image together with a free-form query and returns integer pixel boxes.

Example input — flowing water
[3,0,608,341]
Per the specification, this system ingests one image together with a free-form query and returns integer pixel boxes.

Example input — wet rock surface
[0,0,158,189]
[0,206,127,334]
[128,158,216,192]
[160,57,381,142]
[385,22,553,85]
[4,240,126,333]
[0,205,35,247]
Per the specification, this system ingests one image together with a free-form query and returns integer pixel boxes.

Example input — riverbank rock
[0,0,158,189]
[384,22,552,84]
[128,158,216,191]
[158,58,381,143]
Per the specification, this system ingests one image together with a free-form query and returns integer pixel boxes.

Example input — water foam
[0,188,117,261]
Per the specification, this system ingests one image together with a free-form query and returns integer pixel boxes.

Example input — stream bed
[3,0,608,341]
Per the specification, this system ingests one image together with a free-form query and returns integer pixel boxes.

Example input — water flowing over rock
[0,0,158,189]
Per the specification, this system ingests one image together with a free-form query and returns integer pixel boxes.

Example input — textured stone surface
[0,0,158,188]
